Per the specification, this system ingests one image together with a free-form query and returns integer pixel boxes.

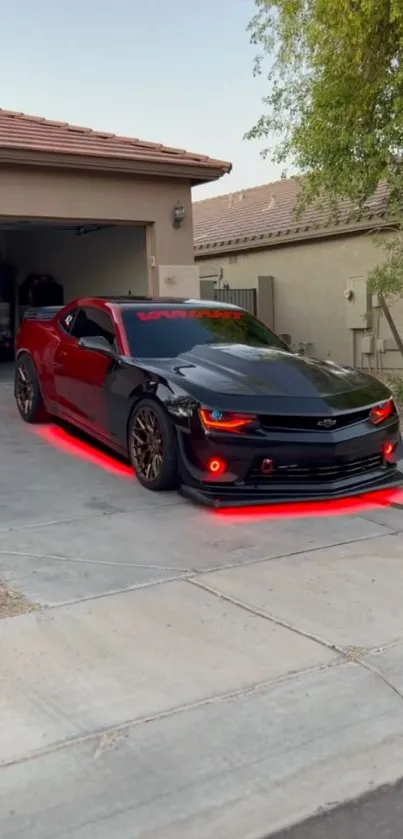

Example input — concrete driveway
[1,369,403,838]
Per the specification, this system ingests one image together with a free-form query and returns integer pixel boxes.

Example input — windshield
[122,307,288,358]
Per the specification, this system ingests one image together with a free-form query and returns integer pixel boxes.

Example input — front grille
[245,453,384,485]
[259,409,371,432]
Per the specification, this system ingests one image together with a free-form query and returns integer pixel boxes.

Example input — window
[70,307,116,347]
[121,307,288,359]
[60,309,77,334]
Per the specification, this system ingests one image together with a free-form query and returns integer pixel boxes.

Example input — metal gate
[213,287,257,315]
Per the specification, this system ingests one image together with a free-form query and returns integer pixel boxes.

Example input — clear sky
[0,0,282,199]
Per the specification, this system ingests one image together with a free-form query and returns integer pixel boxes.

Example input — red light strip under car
[370,398,395,424]
[199,409,256,431]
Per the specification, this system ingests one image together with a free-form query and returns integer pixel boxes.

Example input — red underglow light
[370,399,394,424]
[213,486,403,521]
[383,441,396,457]
[199,409,255,432]
[27,425,403,520]
[207,457,227,475]
[31,424,133,478]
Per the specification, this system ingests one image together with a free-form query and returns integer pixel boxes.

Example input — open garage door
[0,221,148,362]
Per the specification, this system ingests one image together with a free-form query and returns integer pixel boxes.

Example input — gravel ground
[0,583,38,619]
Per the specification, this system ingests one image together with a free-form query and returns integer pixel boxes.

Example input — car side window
[60,308,77,334]
[70,307,116,348]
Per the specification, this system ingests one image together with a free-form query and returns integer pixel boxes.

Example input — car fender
[14,347,50,405]
[126,376,197,439]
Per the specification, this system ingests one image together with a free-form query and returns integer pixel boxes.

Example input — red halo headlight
[369,399,395,425]
[199,409,256,432]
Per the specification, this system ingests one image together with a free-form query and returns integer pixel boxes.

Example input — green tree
[245,0,403,355]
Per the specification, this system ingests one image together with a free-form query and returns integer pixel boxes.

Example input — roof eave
[0,147,232,184]
[193,215,393,256]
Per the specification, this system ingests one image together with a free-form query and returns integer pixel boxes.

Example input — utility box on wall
[158,265,199,298]
[345,277,371,330]
[199,279,215,299]
[360,334,374,356]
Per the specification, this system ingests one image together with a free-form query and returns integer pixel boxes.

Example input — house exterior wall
[5,225,148,300]
[196,232,403,370]
[0,164,198,297]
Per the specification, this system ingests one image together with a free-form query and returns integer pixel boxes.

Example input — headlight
[199,408,257,431]
[369,398,395,425]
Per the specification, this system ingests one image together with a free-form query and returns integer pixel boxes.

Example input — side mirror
[78,335,117,358]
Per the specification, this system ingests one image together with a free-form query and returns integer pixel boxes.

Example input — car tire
[14,353,47,423]
[128,397,179,492]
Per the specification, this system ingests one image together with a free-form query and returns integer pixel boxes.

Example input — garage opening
[0,221,148,362]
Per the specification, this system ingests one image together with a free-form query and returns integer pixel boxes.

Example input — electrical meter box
[360,334,374,355]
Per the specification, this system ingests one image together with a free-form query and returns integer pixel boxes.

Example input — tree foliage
[246,0,403,210]
[246,0,403,311]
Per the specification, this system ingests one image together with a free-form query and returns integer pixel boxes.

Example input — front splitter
[179,469,403,508]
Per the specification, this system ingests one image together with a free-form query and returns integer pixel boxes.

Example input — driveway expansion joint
[188,577,403,707]
[0,550,191,574]
[1,525,402,611]
[0,658,346,773]
[186,527,401,577]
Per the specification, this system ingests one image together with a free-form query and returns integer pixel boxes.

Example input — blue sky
[0,0,282,199]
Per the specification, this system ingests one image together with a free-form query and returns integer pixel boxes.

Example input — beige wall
[0,164,198,297]
[5,225,148,300]
[197,232,403,370]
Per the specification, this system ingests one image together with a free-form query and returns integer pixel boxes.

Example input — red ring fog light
[207,457,227,476]
[261,457,274,475]
[383,441,396,458]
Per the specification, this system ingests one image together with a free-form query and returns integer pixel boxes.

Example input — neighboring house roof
[0,108,232,184]
[193,178,390,255]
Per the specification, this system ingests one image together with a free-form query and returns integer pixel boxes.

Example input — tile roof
[0,108,231,178]
[193,178,390,253]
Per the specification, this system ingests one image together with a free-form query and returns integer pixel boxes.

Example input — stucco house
[0,107,231,365]
[192,178,403,371]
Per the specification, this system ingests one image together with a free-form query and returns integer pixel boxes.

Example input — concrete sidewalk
[1,379,403,838]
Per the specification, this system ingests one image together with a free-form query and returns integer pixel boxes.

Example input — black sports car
[15,295,403,507]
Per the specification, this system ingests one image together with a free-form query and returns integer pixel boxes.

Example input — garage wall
[6,225,148,300]
[0,164,195,274]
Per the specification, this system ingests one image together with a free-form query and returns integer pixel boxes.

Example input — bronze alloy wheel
[15,362,34,418]
[130,404,164,482]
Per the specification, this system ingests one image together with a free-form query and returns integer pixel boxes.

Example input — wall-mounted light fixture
[172,202,185,228]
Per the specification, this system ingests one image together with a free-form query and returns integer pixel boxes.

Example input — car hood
[140,343,387,396]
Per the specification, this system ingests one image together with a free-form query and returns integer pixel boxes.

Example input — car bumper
[177,423,403,508]
[180,465,403,507]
